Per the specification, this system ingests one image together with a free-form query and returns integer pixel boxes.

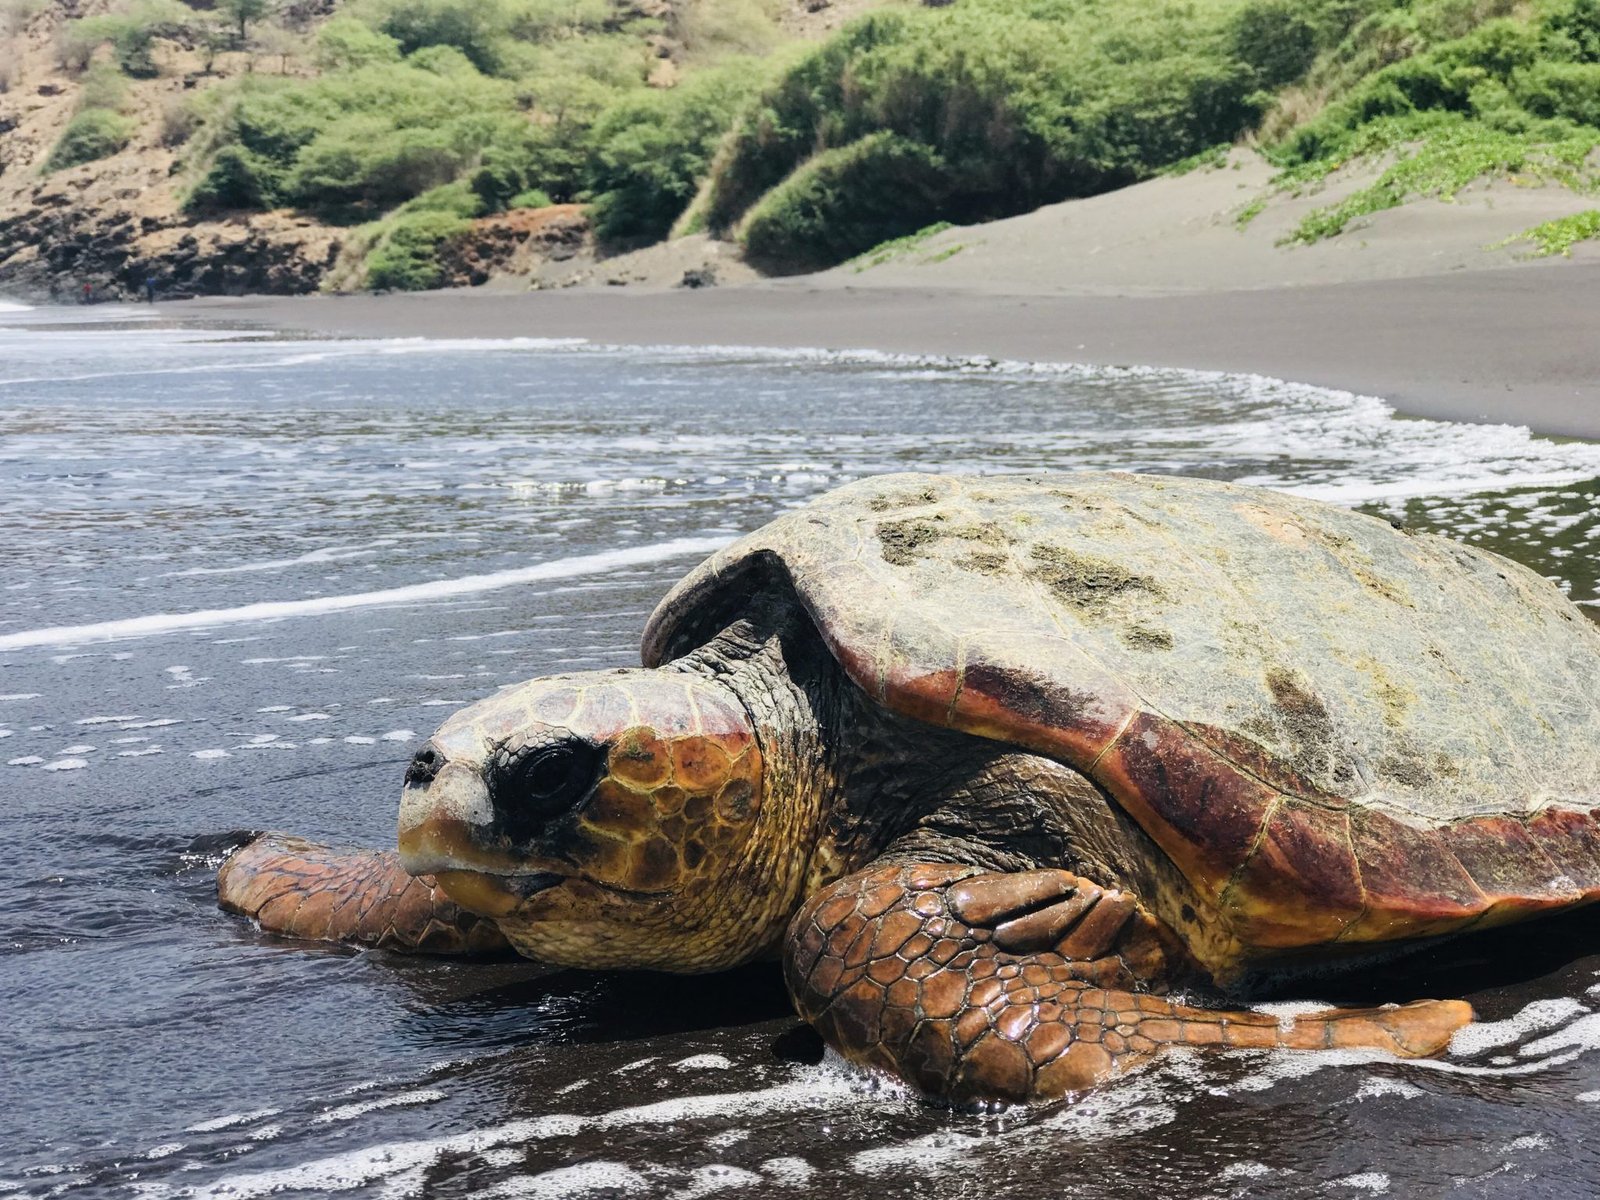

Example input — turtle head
[398,669,775,971]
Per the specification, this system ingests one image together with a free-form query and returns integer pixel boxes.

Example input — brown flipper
[217,832,510,955]
[784,863,1472,1104]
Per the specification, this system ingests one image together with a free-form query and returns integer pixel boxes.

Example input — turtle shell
[642,473,1600,960]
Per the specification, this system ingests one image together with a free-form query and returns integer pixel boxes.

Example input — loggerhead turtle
[218,472,1600,1103]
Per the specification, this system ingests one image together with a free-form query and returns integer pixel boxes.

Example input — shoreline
[172,261,1600,442]
[165,265,1600,444]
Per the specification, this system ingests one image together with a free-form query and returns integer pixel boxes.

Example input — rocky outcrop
[0,194,341,301]
[435,205,591,288]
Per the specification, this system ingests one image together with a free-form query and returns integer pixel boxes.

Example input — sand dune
[811,150,1600,295]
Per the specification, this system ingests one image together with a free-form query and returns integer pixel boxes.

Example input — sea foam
[0,538,727,651]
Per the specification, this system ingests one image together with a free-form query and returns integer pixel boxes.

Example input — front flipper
[217,833,509,955]
[784,864,1472,1104]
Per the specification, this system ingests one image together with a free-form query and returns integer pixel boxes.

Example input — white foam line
[0,538,727,652]
[142,1073,869,1198]
[313,1089,444,1124]
[1289,471,1600,504]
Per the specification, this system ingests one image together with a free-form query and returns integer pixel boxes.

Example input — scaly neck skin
[666,594,997,958]
[665,596,845,961]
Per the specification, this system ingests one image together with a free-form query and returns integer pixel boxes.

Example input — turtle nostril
[405,744,443,786]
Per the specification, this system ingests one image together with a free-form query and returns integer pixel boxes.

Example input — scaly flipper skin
[217,833,509,955]
[785,864,1473,1104]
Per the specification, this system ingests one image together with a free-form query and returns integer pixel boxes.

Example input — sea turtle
[218,472,1600,1103]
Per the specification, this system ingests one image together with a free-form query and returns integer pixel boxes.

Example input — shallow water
[3,304,1600,1199]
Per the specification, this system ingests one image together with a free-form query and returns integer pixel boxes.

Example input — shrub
[396,179,485,217]
[185,61,532,212]
[187,143,285,208]
[466,132,561,211]
[585,56,769,245]
[76,62,130,111]
[673,0,785,62]
[364,208,472,289]
[315,16,402,69]
[45,108,136,171]
[284,118,469,206]
[740,132,950,272]
[59,0,195,77]
[364,0,514,75]
[701,11,912,234]
[215,0,270,42]
[159,96,199,146]
[1227,0,1320,90]
[701,0,1283,267]
[1514,60,1600,127]
[506,0,615,43]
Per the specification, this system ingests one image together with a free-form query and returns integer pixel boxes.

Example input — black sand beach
[182,258,1600,440]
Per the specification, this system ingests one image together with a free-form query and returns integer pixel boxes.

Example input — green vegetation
[1286,119,1600,242]
[1235,195,1268,228]
[1255,0,1600,243]
[339,182,481,290]
[46,108,136,171]
[1161,144,1234,176]
[586,57,769,244]
[849,222,954,272]
[1498,208,1600,254]
[58,0,195,75]
[37,0,1600,284]
[163,0,788,281]
[706,0,1330,269]
[186,57,530,211]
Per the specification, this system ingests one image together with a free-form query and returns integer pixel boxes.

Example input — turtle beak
[398,747,569,920]
[397,741,523,876]
[398,757,492,873]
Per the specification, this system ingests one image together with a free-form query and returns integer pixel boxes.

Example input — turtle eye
[494,739,603,837]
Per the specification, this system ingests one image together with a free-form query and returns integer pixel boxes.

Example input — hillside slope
[0,0,854,300]
[2,0,1597,301]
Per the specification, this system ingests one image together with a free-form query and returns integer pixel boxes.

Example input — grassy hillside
[704,0,1600,269]
[2,0,1597,296]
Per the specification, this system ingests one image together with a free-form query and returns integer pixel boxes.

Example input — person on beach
[144,276,156,304]
[81,282,92,304]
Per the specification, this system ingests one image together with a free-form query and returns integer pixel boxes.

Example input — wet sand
[182,258,1600,440]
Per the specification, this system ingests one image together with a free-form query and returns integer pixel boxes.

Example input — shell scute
[1437,816,1581,925]
[1223,801,1364,948]
[1089,711,1275,894]
[1343,809,1483,940]
[1525,808,1600,895]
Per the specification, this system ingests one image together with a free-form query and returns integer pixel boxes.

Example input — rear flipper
[784,863,1472,1104]
[217,832,509,955]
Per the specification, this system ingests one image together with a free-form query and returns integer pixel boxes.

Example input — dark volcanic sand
[180,259,1600,440]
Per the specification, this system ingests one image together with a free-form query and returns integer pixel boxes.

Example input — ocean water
[3,303,1600,1199]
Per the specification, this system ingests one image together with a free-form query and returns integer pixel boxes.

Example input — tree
[217,0,270,44]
